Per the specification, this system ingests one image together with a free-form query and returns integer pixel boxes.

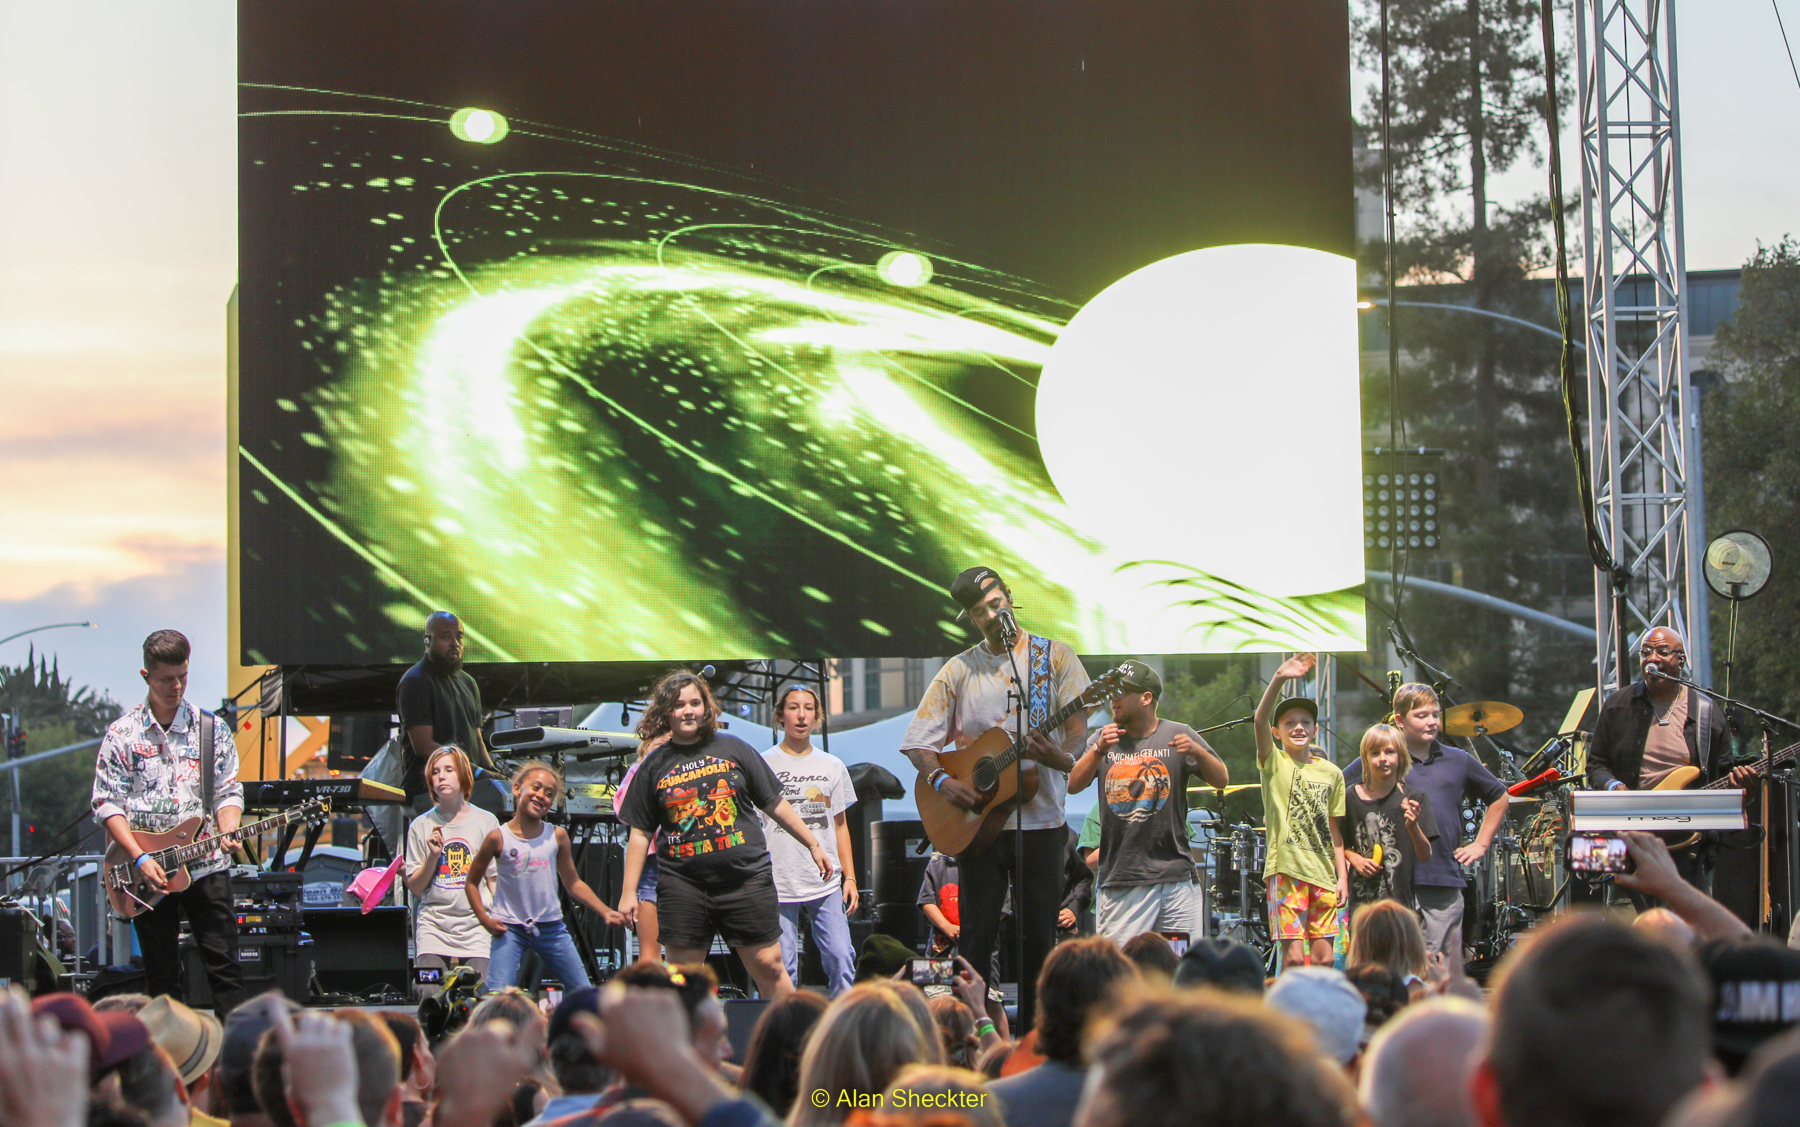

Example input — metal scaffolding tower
[1576,0,1708,691]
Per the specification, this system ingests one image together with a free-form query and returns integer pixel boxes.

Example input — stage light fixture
[1363,450,1444,552]
[876,250,933,287]
[449,108,509,144]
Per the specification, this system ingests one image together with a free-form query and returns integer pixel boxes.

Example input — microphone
[1507,767,1561,797]
[996,608,1020,647]
[1645,666,1680,682]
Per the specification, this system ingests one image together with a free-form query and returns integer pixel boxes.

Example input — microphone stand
[999,614,1028,1017]
[1193,715,1255,738]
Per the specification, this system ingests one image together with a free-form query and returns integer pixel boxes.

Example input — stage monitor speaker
[870,820,931,952]
[182,931,312,1008]
[328,713,392,772]
[723,998,770,1064]
[304,906,410,996]
[1712,780,1793,936]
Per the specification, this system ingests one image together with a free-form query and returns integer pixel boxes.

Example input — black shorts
[655,868,782,951]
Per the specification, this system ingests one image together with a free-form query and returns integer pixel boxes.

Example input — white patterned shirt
[92,700,244,879]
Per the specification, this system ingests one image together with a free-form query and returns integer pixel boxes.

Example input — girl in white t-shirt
[404,746,500,991]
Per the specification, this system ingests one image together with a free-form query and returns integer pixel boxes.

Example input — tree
[1352,0,1591,744]
[1702,237,1800,724]
[0,649,123,852]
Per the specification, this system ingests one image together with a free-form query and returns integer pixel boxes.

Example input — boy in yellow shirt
[1254,652,1348,968]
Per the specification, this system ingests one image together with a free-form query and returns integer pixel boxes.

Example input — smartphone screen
[541,982,565,1016]
[1160,932,1191,958]
[1568,834,1631,874]
[908,958,956,987]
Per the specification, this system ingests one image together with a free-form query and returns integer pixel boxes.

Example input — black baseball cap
[950,566,1005,617]
[1701,938,1800,1073]
[1173,937,1266,994]
[1114,660,1163,699]
[1273,697,1319,724]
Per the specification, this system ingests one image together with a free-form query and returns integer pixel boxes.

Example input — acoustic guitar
[1651,737,1800,850]
[104,799,331,918]
[916,665,1126,857]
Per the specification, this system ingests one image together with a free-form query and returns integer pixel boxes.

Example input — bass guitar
[916,665,1126,857]
[104,799,331,918]
[1651,737,1800,850]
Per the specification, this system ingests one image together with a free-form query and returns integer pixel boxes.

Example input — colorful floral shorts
[1267,872,1340,941]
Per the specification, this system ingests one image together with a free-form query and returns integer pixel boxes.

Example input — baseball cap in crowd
[1273,697,1319,725]
[1266,966,1368,1065]
[949,567,1005,618]
[1114,660,1163,700]
[139,995,224,1086]
[855,933,915,982]
[547,985,601,1046]
[33,993,153,1079]
[1701,938,1800,1073]
[221,991,301,1086]
[1173,937,1265,994]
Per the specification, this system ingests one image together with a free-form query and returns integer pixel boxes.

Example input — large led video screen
[238,0,1365,666]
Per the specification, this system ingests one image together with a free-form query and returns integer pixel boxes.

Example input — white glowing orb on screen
[877,250,933,287]
[1035,243,1364,597]
[449,108,509,144]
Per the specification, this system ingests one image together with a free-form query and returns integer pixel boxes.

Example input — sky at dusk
[2,0,1796,711]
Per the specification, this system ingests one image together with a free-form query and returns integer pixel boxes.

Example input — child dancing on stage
[618,670,833,999]
[1254,653,1349,969]
[464,759,625,991]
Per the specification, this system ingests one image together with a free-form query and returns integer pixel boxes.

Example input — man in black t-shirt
[1067,660,1229,944]
[396,611,492,801]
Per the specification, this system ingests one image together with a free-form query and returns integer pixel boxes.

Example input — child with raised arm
[1339,723,1436,916]
[404,746,500,991]
[464,759,625,991]
[1254,653,1348,968]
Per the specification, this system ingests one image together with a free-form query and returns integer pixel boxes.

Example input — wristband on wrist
[929,768,949,791]
[134,853,153,870]
[975,1018,996,1036]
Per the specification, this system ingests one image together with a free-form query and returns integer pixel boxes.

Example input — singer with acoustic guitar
[1587,625,1756,891]
[900,566,1093,1031]
[91,630,246,1016]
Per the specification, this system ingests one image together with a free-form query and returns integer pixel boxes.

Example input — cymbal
[1441,701,1524,737]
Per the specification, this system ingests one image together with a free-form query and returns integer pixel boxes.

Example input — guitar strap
[199,706,216,824]
[1027,635,1052,729]
[1690,688,1715,776]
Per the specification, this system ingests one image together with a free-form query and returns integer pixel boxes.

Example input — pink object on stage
[347,852,406,913]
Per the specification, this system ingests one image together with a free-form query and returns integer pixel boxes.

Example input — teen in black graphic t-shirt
[617,671,830,999]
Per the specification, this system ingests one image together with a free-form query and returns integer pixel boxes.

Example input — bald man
[1360,997,1488,1127]
[396,612,493,803]
[1586,626,1753,890]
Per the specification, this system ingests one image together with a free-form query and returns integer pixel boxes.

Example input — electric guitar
[1651,738,1800,850]
[104,799,331,918]
[916,665,1127,857]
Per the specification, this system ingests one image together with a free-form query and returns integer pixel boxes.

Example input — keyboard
[246,777,408,807]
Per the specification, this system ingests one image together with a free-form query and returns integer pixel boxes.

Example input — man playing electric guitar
[1587,625,1756,891]
[900,566,1092,1032]
[91,630,246,1016]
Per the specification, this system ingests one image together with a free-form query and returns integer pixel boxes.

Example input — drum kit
[1183,697,1565,970]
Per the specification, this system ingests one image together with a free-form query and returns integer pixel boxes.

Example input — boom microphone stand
[999,611,1028,1017]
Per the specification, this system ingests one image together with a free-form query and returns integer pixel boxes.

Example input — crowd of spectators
[8,832,1800,1127]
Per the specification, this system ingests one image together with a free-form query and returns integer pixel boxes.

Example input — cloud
[0,553,227,713]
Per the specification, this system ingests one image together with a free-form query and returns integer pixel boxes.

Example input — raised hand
[1275,653,1316,681]
[1093,724,1122,753]
[265,997,361,1127]
[427,826,445,853]
[1401,797,1420,825]
[0,987,89,1127]
[431,1022,539,1127]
